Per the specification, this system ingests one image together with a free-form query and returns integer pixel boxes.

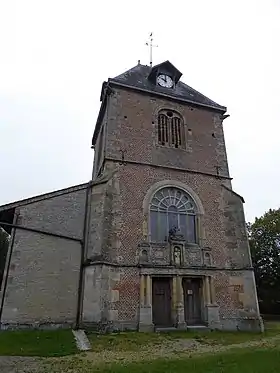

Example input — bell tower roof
[109,60,226,112]
[92,61,226,146]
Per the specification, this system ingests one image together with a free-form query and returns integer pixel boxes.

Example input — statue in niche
[173,246,182,266]
[140,249,148,263]
[204,252,211,266]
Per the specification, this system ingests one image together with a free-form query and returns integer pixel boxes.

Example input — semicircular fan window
[150,187,197,243]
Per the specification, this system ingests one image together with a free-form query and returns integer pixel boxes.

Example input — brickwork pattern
[114,268,139,322]
[88,160,260,324]
[1,80,261,331]
[89,86,261,329]
[117,164,227,266]
[106,88,230,178]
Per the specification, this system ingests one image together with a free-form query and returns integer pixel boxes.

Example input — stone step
[72,329,91,351]
[187,325,209,332]
[155,325,209,333]
[155,327,177,332]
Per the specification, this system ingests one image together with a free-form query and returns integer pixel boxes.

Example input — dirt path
[1,335,280,373]
[79,334,280,365]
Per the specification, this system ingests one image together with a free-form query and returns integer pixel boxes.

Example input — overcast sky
[0,0,279,222]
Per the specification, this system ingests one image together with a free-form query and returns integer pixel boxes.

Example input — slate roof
[0,182,89,212]
[109,61,226,112]
[92,60,227,146]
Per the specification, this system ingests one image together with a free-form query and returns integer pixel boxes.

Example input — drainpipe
[0,213,19,325]
[74,181,92,329]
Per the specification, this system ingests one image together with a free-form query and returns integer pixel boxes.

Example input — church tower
[82,60,262,331]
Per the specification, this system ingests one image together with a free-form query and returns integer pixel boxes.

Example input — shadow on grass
[0,329,78,357]
[94,348,280,373]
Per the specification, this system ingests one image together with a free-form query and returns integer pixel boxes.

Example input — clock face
[157,74,174,88]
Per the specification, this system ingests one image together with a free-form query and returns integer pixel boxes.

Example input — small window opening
[157,110,184,148]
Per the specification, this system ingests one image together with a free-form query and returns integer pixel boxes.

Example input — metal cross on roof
[145,32,158,67]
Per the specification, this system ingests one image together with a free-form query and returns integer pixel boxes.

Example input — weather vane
[145,32,158,67]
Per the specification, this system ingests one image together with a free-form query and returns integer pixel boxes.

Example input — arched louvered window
[157,110,184,148]
[171,117,182,147]
[158,113,168,145]
[150,187,197,243]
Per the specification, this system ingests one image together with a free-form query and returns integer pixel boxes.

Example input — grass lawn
[93,348,280,373]
[87,321,280,352]
[0,321,279,359]
[41,347,280,373]
[0,329,78,357]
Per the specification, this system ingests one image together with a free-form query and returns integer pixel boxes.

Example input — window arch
[157,110,184,148]
[150,187,197,243]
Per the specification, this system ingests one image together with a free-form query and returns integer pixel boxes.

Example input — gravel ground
[78,335,280,365]
[0,356,40,373]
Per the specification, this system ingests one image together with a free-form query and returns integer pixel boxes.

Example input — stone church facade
[0,61,263,331]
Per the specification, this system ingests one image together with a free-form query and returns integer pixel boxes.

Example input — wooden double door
[152,277,172,327]
[152,277,203,327]
[183,278,203,325]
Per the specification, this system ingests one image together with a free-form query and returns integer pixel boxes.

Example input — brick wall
[86,86,260,330]
[105,88,230,179]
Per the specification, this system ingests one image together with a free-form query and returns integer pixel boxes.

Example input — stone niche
[202,248,213,267]
[137,243,151,265]
[168,230,186,266]
[166,242,182,266]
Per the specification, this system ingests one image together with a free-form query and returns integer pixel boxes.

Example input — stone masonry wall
[2,232,81,326]
[92,110,107,179]
[221,186,252,268]
[15,188,87,239]
[1,188,86,327]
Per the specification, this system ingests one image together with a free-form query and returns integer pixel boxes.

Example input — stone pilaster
[146,275,151,306]
[205,276,211,305]
[171,277,177,325]
[140,275,145,307]
[176,276,186,329]
[205,276,220,328]
[209,276,216,304]
[139,275,153,332]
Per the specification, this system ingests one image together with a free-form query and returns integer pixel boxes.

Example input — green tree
[248,208,280,314]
